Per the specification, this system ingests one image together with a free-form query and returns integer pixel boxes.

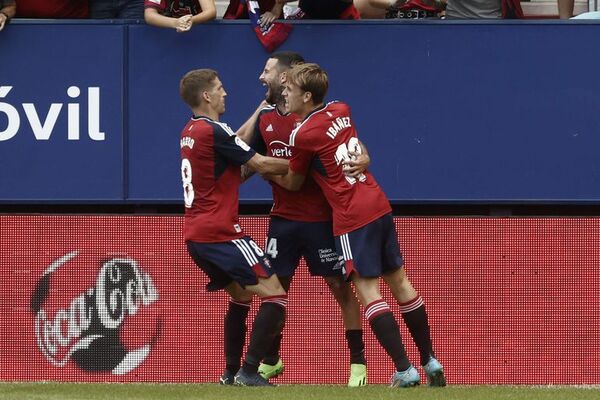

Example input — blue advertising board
[0,23,124,201]
[1,20,600,203]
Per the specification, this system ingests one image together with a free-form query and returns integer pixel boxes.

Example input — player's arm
[238,104,270,182]
[268,170,306,191]
[245,154,289,176]
[240,165,255,183]
[236,101,269,144]
[212,124,286,179]
[344,139,370,178]
[264,144,311,191]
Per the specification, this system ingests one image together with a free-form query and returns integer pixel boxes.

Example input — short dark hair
[270,51,305,70]
[179,69,218,108]
[287,63,328,105]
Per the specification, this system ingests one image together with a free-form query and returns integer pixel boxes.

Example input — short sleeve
[289,147,313,176]
[289,126,315,175]
[213,124,256,166]
[144,0,165,11]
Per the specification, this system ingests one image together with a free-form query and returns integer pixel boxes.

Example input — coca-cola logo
[31,251,161,375]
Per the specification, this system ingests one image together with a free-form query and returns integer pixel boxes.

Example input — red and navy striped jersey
[181,116,256,242]
[250,105,332,222]
[289,101,391,236]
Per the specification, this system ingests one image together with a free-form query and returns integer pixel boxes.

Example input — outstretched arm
[267,170,306,191]
[240,165,255,183]
[245,153,289,176]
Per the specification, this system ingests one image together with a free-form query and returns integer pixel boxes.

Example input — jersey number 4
[334,137,366,185]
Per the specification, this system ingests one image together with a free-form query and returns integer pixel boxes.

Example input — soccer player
[235,52,369,387]
[270,63,446,387]
[179,69,290,386]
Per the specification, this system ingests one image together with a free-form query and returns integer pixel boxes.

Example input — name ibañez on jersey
[326,116,351,140]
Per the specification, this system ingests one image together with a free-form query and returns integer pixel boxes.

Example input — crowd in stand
[0,0,597,33]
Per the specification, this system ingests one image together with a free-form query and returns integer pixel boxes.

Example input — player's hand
[259,11,278,30]
[175,15,193,33]
[343,151,370,178]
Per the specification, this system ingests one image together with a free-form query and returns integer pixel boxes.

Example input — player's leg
[258,217,302,379]
[336,219,419,388]
[235,273,287,386]
[379,215,446,387]
[351,275,419,387]
[383,268,445,386]
[220,282,253,384]
[226,237,288,386]
[305,220,366,386]
[186,241,248,385]
[187,238,286,386]
[258,276,290,379]
[323,275,366,386]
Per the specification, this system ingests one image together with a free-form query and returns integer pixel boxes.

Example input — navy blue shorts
[186,236,274,292]
[265,216,343,278]
[334,213,404,279]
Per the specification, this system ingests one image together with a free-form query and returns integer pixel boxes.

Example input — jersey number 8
[181,158,194,208]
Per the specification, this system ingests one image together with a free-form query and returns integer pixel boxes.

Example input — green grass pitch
[1,383,599,400]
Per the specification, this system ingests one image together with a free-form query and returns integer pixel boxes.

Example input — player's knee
[384,267,409,287]
[260,275,287,296]
[325,277,351,301]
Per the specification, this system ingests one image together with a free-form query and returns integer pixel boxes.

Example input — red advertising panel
[0,216,598,384]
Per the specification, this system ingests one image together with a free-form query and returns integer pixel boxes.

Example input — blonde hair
[286,63,329,104]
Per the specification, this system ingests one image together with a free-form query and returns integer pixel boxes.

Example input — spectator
[226,0,359,27]
[144,0,216,32]
[558,0,573,19]
[90,0,144,19]
[0,0,15,31]
[355,0,444,19]
[224,0,284,28]
[559,0,600,19]
[16,0,88,18]
[445,0,501,18]
[294,0,360,19]
[252,0,360,21]
[354,0,388,18]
